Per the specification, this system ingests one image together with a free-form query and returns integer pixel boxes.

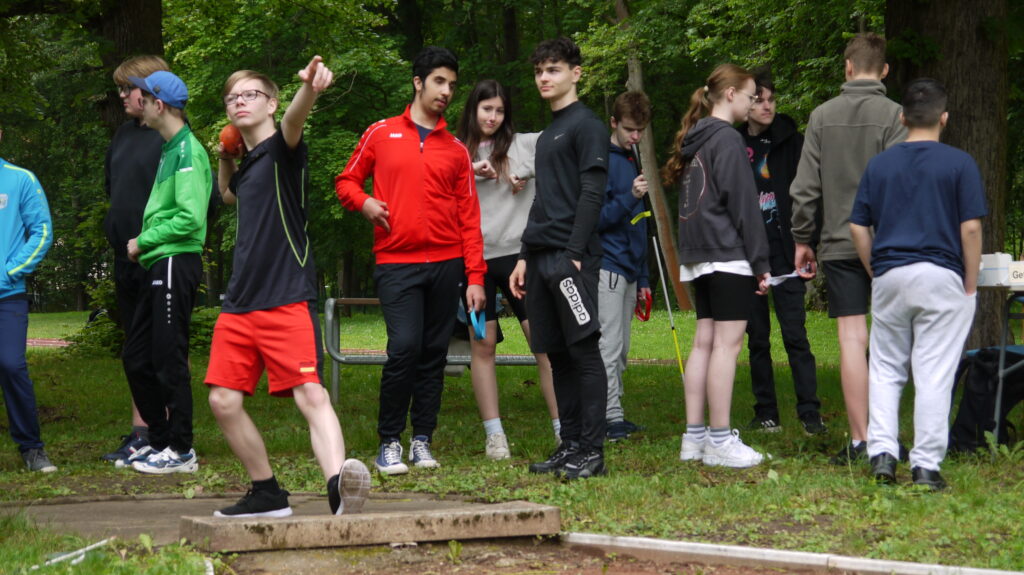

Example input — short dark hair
[901,77,947,128]
[611,91,651,126]
[844,33,887,76]
[752,68,775,97]
[530,36,582,68]
[413,46,459,83]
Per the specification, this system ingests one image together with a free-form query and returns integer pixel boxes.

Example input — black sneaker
[528,441,579,474]
[747,415,782,433]
[328,459,371,515]
[800,412,827,436]
[214,488,292,518]
[829,442,867,466]
[911,467,947,491]
[559,449,607,480]
[870,452,897,484]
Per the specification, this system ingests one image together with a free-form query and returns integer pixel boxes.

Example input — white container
[979,252,1012,286]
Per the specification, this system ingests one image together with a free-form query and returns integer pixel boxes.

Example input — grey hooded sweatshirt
[677,116,769,276]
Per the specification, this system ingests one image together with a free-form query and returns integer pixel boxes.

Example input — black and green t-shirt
[223,130,316,313]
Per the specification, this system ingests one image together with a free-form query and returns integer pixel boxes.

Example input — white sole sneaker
[680,432,706,461]
[214,507,293,519]
[338,459,372,515]
[702,430,765,468]
[485,433,511,460]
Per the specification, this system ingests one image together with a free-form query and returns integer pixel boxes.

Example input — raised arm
[281,55,333,150]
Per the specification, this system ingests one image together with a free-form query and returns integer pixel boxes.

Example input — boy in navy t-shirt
[850,78,987,490]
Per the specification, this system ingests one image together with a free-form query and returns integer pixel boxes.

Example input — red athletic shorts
[205,301,322,397]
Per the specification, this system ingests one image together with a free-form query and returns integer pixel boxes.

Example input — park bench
[323,297,537,402]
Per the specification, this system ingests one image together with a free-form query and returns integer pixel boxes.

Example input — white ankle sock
[483,418,504,436]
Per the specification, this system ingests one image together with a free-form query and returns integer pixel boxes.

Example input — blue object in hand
[469,309,486,340]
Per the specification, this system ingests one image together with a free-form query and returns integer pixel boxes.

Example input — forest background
[1,0,1021,348]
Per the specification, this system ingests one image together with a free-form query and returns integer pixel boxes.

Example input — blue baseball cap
[128,70,188,109]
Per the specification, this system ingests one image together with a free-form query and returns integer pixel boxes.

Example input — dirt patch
[228,537,812,574]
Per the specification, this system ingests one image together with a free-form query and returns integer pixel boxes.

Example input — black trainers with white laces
[747,415,782,433]
[214,488,292,518]
[559,449,607,480]
[528,440,579,474]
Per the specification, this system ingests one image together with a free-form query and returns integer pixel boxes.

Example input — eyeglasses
[117,85,134,96]
[736,90,757,102]
[224,89,269,106]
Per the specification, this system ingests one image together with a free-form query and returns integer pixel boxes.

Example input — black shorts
[524,249,601,354]
[691,272,757,321]
[822,259,871,318]
[481,254,528,322]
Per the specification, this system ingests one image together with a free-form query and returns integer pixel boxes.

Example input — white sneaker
[485,433,511,460]
[702,430,765,468]
[132,446,199,474]
[680,431,707,461]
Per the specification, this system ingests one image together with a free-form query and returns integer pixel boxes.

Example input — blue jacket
[598,144,648,287]
[1,158,53,300]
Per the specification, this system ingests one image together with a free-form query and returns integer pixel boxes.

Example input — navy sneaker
[102,432,149,462]
[606,421,631,441]
[409,435,440,468]
[620,419,644,434]
[374,439,409,475]
[115,444,152,469]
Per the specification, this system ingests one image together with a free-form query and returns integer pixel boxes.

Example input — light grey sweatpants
[867,262,976,471]
[598,269,636,423]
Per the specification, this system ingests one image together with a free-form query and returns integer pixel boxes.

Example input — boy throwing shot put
[206,56,370,518]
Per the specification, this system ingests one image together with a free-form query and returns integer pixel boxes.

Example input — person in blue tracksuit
[0,125,57,472]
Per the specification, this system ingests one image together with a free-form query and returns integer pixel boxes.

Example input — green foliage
[3,0,1022,312]
[63,306,222,358]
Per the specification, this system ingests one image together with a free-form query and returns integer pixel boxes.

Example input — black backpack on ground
[948,347,1024,454]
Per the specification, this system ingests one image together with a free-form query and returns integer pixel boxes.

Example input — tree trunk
[887,0,1009,348]
[614,0,692,310]
[89,0,164,134]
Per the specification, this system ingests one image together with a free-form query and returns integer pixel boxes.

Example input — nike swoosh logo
[553,133,566,140]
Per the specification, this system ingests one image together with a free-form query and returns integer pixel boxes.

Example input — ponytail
[661,64,751,186]
[662,86,711,186]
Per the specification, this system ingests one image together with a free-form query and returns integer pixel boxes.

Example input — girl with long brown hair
[456,80,559,460]
[665,64,771,468]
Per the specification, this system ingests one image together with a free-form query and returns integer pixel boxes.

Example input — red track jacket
[335,106,485,286]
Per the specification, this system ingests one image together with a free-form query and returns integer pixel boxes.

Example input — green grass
[333,308,842,367]
[0,513,222,575]
[26,311,90,340]
[7,310,1024,572]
